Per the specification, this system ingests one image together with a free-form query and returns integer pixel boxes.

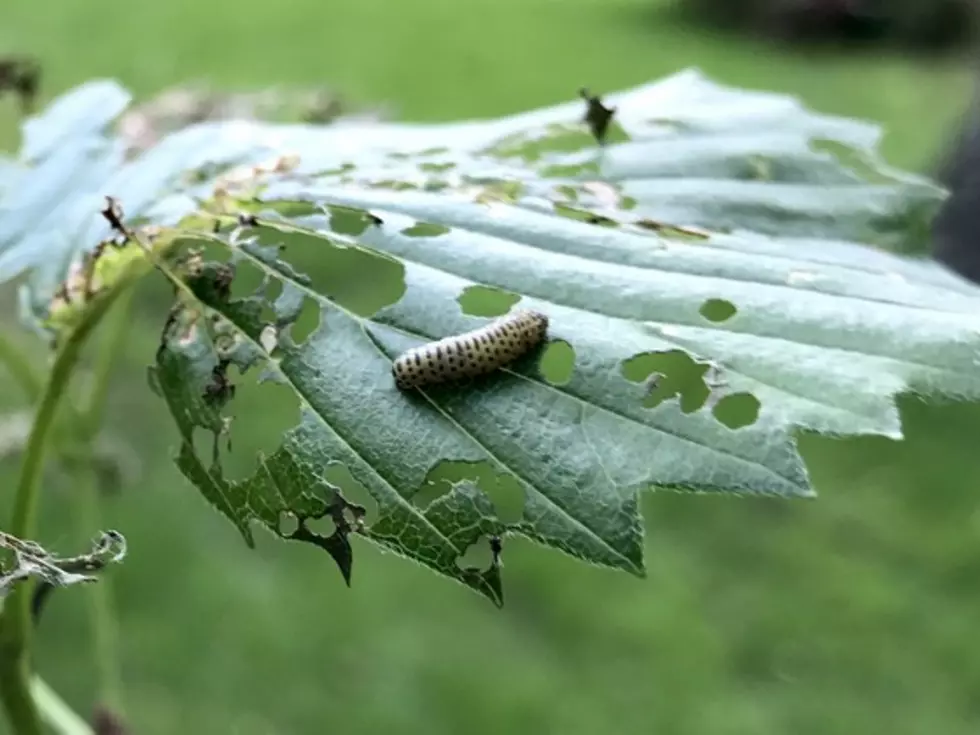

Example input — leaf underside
[3,69,977,604]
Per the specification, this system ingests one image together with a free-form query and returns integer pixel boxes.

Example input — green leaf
[3,70,975,604]
[142,72,980,604]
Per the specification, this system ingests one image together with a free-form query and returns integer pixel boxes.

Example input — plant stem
[74,470,125,715]
[0,670,41,735]
[0,295,115,735]
[31,677,94,735]
[74,290,134,716]
[80,289,133,442]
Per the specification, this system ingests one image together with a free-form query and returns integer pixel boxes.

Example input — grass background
[3,0,980,733]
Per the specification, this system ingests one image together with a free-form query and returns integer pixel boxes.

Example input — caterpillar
[392,309,549,390]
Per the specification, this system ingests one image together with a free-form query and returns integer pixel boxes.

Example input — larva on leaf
[392,309,550,390]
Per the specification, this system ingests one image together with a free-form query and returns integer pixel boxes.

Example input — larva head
[516,309,549,341]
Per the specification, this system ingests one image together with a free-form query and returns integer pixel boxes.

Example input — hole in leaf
[322,463,379,526]
[223,366,302,482]
[286,296,321,346]
[305,512,338,538]
[483,125,596,162]
[227,259,282,306]
[415,461,525,525]
[401,223,450,238]
[538,340,575,385]
[248,226,404,317]
[487,475,525,525]
[325,205,382,237]
[700,298,737,323]
[554,203,618,227]
[456,535,496,571]
[712,392,761,429]
[278,511,300,536]
[260,200,320,218]
[622,350,716,413]
[191,427,220,468]
[456,285,520,318]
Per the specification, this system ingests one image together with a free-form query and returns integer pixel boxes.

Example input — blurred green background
[3,0,980,734]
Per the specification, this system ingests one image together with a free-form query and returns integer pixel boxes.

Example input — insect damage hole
[456,285,521,317]
[712,392,760,430]
[305,512,337,539]
[321,463,379,526]
[699,298,737,323]
[191,427,223,469]
[455,534,501,571]
[223,258,269,302]
[278,511,300,536]
[538,340,575,385]
[279,295,321,347]
[221,366,301,482]
[401,222,450,238]
[250,226,404,317]
[414,461,525,525]
[622,350,721,413]
[392,309,549,391]
[324,204,383,236]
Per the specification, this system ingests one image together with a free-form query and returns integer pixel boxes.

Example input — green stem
[73,290,134,716]
[31,677,94,735]
[80,289,133,441]
[0,670,40,735]
[0,323,90,735]
[74,470,124,715]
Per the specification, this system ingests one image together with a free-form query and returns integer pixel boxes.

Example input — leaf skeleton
[392,309,549,390]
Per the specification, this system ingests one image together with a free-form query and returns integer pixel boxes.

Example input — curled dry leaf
[0,530,127,597]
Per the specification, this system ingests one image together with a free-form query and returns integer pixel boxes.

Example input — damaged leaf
[0,69,973,605]
[147,189,980,605]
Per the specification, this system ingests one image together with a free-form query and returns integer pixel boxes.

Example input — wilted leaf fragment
[0,530,127,597]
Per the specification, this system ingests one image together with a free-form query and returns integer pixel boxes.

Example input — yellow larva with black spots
[392,309,550,390]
